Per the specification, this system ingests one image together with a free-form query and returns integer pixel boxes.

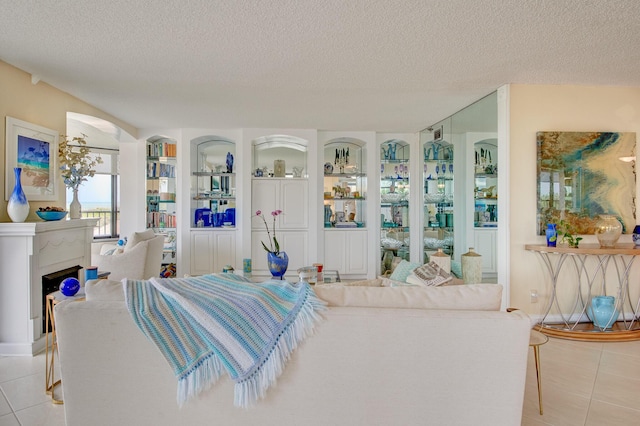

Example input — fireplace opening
[42,265,82,332]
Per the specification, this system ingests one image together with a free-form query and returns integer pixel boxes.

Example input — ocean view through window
[66,149,120,238]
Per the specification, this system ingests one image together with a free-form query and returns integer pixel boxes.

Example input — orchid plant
[256,209,283,254]
[58,134,102,190]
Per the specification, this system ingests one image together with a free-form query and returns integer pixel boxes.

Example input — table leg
[45,295,63,404]
[533,345,543,415]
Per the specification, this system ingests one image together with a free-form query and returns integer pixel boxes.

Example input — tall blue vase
[546,223,557,247]
[7,167,29,222]
[267,251,289,280]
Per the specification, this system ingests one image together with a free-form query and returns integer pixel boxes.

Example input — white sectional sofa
[55,279,531,426]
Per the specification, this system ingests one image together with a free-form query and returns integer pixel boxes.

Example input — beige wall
[508,84,640,316]
[0,60,137,222]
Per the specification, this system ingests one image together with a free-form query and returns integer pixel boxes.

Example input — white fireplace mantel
[0,219,97,356]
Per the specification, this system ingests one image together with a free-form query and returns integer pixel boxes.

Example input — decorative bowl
[424,193,445,203]
[381,193,402,203]
[381,238,403,249]
[36,211,68,221]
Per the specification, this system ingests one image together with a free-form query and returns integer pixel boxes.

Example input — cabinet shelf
[192,171,235,177]
[193,196,236,201]
[324,196,366,201]
[147,156,176,161]
[381,159,409,164]
[324,172,366,178]
[381,201,409,207]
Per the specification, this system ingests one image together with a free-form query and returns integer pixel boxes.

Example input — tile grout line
[582,345,605,426]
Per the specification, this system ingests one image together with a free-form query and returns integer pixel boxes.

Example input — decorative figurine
[226,152,234,173]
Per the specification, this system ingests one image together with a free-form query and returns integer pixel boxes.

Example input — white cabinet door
[251,180,279,230]
[473,229,497,275]
[190,231,236,275]
[212,232,236,272]
[191,232,213,275]
[280,179,308,229]
[251,178,309,279]
[324,230,368,276]
[251,179,308,230]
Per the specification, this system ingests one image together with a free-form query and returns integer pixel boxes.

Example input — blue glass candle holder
[633,225,640,246]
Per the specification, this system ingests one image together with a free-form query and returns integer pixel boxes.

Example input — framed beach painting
[536,131,636,235]
[5,116,58,201]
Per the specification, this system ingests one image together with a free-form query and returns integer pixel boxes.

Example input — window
[66,149,119,238]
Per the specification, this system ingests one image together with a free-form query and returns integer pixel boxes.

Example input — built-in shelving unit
[188,136,237,276]
[323,139,367,228]
[380,139,410,272]
[422,138,455,259]
[474,139,498,228]
[191,138,236,228]
[146,136,177,277]
[251,135,309,278]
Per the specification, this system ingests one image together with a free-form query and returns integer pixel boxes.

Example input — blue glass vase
[7,167,30,222]
[267,251,288,280]
[545,223,557,247]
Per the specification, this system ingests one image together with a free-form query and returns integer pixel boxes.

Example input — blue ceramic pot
[587,296,619,329]
[267,251,288,280]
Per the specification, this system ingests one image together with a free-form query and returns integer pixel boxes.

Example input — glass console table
[525,244,640,342]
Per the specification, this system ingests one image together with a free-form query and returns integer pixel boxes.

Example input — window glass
[66,149,119,238]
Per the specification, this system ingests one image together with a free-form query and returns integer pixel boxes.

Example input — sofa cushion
[92,240,148,281]
[124,229,156,252]
[389,259,421,282]
[85,279,126,301]
[313,283,502,311]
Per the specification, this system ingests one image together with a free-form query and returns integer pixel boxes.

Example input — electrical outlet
[530,289,538,303]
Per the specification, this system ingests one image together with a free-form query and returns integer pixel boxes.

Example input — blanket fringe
[177,354,224,407]
[234,290,326,408]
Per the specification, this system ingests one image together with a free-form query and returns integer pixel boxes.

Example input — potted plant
[558,219,582,248]
[58,134,102,219]
[255,209,288,279]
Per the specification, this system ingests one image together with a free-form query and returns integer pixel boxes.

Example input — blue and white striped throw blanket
[124,273,325,408]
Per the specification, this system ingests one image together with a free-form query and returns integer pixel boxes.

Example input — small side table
[45,289,85,404]
[529,329,549,415]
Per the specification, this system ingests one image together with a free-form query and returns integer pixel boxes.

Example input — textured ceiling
[1,0,639,133]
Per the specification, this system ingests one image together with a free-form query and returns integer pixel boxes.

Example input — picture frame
[536,131,636,235]
[5,116,58,201]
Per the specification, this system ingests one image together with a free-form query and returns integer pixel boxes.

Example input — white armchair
[92,230,164,280]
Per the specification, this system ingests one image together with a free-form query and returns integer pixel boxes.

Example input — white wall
[508,84,640,316]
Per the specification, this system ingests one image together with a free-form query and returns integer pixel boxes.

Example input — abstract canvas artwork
[537,131,636,235]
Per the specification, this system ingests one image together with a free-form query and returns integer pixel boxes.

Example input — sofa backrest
[314,283,502,311]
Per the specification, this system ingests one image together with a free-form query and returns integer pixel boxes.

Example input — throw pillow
[451,261,463,278]
[124,229,156,252]
[405,261,453,286]
[99,244,122,256]
[389,259,421,282]
[94,239,148,280]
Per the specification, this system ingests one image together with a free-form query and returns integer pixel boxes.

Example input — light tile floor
[1,337,639,425]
